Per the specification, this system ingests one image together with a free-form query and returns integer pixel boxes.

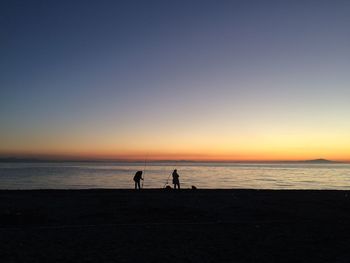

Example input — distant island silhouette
[299,159,338,164]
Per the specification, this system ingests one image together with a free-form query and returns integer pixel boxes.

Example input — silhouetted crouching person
[172,169,180,189]
[133,171,143,190]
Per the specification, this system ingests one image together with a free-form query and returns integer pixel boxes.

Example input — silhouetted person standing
[133,171,143,190]
[172,169,180,189]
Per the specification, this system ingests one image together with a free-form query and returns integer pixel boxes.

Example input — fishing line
[142,155,147,188]
[163,160,178,188]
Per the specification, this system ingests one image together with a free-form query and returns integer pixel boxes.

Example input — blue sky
[1,0,350,160]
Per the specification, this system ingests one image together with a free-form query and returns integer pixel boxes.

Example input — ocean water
[0,162,350,190]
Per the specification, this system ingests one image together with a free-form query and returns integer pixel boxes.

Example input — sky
[1,0,350,161]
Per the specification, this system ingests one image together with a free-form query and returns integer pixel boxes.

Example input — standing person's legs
[177,182,180,189]
[137,181,141,189]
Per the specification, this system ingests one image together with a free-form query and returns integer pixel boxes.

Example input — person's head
[174,169,177,172]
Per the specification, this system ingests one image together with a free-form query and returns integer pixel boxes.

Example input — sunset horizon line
[0,155,348,163]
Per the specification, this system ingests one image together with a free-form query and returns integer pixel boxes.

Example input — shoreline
[1,188,350,191]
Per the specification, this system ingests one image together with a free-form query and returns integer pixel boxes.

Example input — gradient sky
[1,0,350,161]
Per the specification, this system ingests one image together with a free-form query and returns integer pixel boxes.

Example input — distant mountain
[0,157,100,163]
[301,159,337,164]
[0,157,42,163]
[0,157,150,163]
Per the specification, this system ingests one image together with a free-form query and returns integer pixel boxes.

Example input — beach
[1,189,350,262]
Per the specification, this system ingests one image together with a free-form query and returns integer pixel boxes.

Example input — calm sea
[0,162,350,190]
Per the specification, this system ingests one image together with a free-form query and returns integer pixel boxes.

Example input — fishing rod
[142,156,147,188]
[163,161,178,188]
[163,171,172,188]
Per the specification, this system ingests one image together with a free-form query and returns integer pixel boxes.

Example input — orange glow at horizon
[1,114,350,162]
[2,145,350,162]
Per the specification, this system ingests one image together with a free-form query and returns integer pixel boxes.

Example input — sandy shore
[1,189,350,262]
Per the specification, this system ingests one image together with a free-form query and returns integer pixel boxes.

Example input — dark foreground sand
[1,189,350,262]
